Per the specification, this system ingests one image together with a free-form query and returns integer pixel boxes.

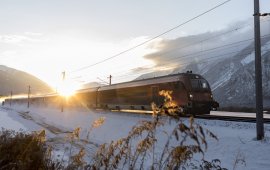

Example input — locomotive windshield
[190,79,210,91]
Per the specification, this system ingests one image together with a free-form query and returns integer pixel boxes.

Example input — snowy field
[1,104,270,170]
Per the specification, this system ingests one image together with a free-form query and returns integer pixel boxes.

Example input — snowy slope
[1,105,270,169]
[207,37,270,107]
[136,36,270,108]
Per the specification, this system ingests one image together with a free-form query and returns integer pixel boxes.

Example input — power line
[12,49,270,98]
[97,77,109,85]
[111,38,253,75]
[78,19,270,81]
[79,33,270,83]
[70,17,269,84]
[111,46,270,81]
[70,0,232,73]
[112,49,270,82]
[96,34,270,81]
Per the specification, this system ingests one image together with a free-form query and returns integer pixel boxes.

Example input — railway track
[110,110,270,124]
[194,114,270,124]
[112,109,270,124]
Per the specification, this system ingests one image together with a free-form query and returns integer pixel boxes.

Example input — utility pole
[254,0,264,140]
[62,71,66,81]
[9,91,12,107]
[61,71,65,112]
[108,75,112,85]
[27,85,31,108]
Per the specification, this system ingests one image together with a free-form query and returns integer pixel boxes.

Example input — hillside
[209,39,270,107]
[136,36,270,108]
[0,65,53,96]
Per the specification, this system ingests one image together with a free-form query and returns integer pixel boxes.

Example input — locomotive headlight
[189,94,193,99]
[210,94,213,99]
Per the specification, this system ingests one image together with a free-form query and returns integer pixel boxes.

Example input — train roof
[76,87,100,93]
[7,72,205,99]
[77,72,204,92]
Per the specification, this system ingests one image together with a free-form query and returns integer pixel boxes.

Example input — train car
[74,87,99,108]
[4,72,219,115]
[91,71,219,115]
[4,93,61,108]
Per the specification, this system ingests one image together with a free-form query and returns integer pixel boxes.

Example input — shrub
[0,128,62,170]
[86,90,227,169]
[1,90,228,169]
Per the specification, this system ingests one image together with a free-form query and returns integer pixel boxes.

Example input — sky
[0,0,269,91]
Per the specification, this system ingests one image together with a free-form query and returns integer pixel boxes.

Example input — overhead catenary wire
[114,18,269,71]
[112,49,270,82]
[77,18,270,82]
[83,36,270,84]
[70,0,232,73]
[22,45,270,95]
[111,44,270,81]
[12,1,270,98]
[91,33,270,82]
[70,5,270,85]
[111,37,260,76]
[11,48,270,98]
[25,1,270,94]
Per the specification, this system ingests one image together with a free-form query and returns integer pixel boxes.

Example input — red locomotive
[74,71,219,115]
[5,72,219,115]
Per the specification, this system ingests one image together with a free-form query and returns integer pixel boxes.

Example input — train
[5,71,219,115]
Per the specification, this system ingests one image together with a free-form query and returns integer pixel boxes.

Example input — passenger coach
[76,72,219,115]
[4,72,219,115]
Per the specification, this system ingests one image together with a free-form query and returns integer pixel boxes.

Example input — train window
[191,79,209,90]
[201,79,210,89]
[202,82,208,89]
[191,79,199,89]
[173,82,184,89]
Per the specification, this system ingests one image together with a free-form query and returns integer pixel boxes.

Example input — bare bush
[87,90,226,169]
[0,128,62,170]
[0,90,227,169]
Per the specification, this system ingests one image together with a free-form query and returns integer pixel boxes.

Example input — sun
[58,80,79,97]
[58,86,76,97]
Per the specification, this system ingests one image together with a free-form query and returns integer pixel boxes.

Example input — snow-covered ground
[1,104,270,170]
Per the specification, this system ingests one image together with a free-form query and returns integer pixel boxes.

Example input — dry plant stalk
[88,90,225,170]
[16,91,225,169]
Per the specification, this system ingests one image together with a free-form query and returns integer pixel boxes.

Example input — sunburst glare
[58,80,79,97]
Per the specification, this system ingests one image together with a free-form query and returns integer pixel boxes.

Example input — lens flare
[58,80,79,97]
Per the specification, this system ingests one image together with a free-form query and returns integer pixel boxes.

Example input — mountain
[134,70,171,80]
[136,36,270,108]
[206,37,270,107]
[80,82,104,89]
[0,65,53,96]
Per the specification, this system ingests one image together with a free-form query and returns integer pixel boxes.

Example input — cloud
[141,19,270,71]
[0,33,46,44]
[2,50,17,56]
[0,35,30,44]
[24,32,43,36]
[130,66,153,73]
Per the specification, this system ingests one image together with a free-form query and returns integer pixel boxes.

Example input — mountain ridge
[0,65,53,96]
[135,36,270,108]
